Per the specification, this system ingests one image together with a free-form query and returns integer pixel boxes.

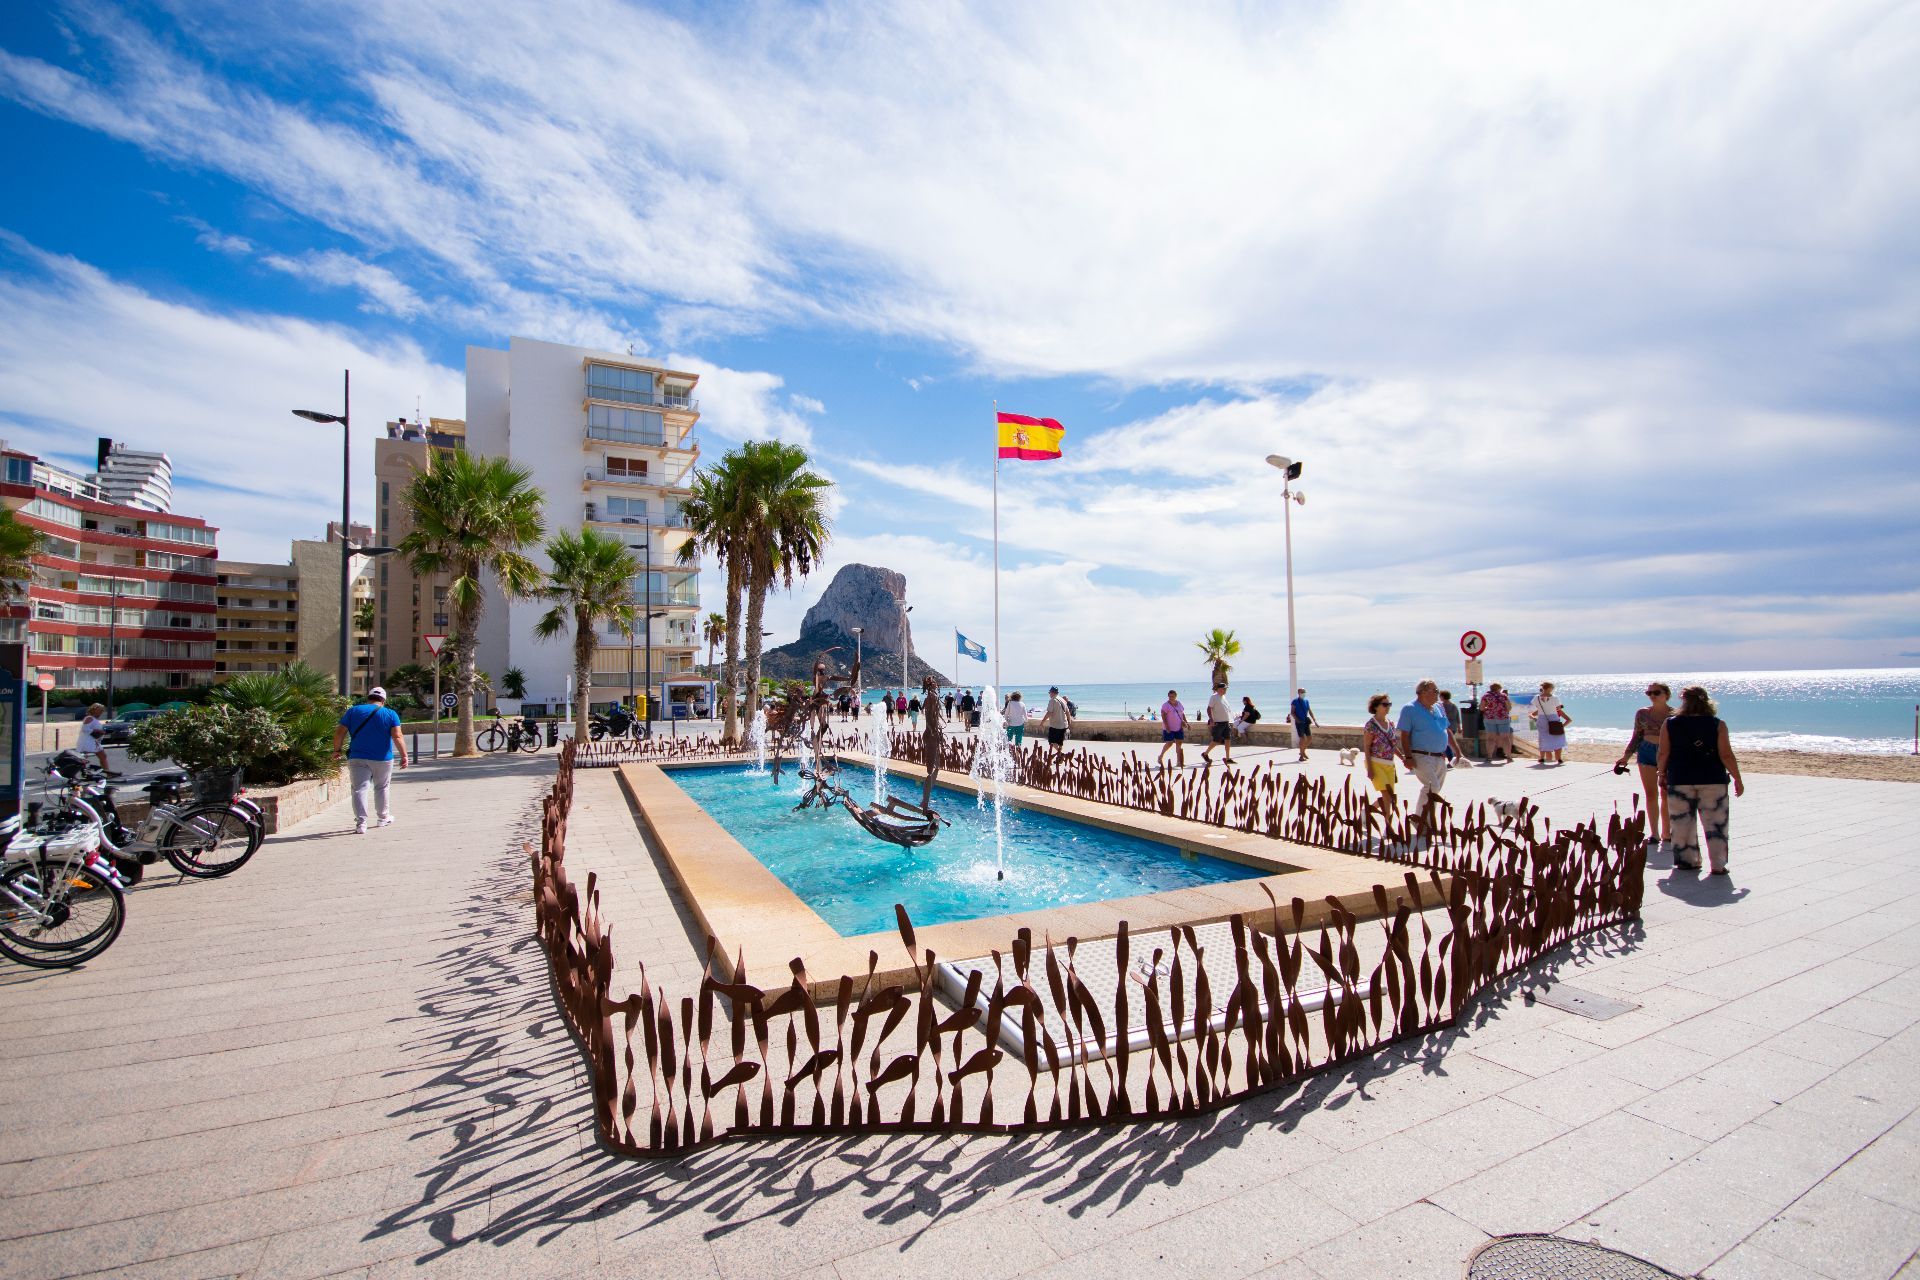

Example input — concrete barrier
[110,768,350,835]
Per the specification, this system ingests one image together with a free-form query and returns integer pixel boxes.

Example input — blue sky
[2,0,1916,683]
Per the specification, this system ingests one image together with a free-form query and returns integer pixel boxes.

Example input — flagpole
[992,399,1000,693]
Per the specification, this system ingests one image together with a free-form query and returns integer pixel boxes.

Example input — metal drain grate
[1466,1235,1683,1279]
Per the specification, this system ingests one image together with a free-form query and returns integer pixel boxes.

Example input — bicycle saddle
[51,749,92,779]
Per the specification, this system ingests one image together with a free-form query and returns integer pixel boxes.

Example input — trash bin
[1460,704,1485,760]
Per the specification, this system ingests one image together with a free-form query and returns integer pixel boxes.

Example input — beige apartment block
[372,416,462,682]
[216,522,375,691]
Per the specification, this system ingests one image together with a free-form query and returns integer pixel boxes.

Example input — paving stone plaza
[3,747,1917,1279]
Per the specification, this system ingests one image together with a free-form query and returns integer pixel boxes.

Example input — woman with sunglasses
[1616,682,1675,850]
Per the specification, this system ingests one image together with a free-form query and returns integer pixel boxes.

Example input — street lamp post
[1264,454,1305,750]
[292,370,353,694]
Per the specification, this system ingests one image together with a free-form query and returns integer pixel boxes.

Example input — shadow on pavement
[364,781,1650,1268]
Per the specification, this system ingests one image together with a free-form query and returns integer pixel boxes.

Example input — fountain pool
[665,763,1263,937]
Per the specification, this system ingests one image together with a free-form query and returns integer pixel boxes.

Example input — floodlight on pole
[1264,454,1305,751]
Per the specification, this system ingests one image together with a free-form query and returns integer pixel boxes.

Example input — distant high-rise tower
[92,438,173,512]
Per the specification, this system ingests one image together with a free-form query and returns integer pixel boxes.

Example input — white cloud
[666,352,815,447]
[0,240,463,561]
[7,0,1910,397]
[789,393,825,415]
[260,249,424,319]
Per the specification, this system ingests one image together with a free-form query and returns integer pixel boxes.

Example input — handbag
[1545,719,1564,735]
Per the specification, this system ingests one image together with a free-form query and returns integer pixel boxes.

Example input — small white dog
[1489,798,1524,829]
[1338,747,1362,767]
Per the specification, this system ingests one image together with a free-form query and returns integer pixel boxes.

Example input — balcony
[584,509,693,531]
[583,424,698,453]
[581,466,693,490]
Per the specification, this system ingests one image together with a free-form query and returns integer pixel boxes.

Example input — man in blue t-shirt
[1396,679,1467,814]
[1288,688,1320,762]
[333,686,408,834]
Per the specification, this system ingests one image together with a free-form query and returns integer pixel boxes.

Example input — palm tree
[534,527,638,740]
[679,458,747,743]
[702,612,726,679]
[0,505,43,596]
[398,451,545,756]
[1196,628,1241,688]
[731,441,832,727]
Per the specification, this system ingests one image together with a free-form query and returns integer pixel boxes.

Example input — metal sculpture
[784,666,947,846]
[532,737,1647,1158]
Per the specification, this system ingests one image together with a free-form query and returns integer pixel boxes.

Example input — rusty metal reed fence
[534,735,1646,1157]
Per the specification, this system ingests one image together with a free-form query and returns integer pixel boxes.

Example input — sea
[867,669,1920,756]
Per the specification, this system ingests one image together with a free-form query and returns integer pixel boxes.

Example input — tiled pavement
[2,746,1917,1279]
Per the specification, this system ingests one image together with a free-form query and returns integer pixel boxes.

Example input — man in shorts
[1157,690,1187,768]
[1043,687,1072,756]
[1396,679,1469,817]
[1200,683,1233,764]
[1288,688,1319,761]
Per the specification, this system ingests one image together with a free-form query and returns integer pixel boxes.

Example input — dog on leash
[1489,798,1524,830]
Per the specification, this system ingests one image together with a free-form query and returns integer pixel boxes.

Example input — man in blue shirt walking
[1396,679,1468,816]
[333,686,408,835]
[1288,688,1320,762]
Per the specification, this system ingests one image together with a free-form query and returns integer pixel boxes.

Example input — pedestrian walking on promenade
[1398,679,1469,816]
[1658,685,1745,874]
[1157,690,1188,768]
[908,694,921,729]
[1361,694,1400,819]
[944,691,956,724]
[1201,683,1234,765]
[1233,696,1261,739]
[1043,687,1073,757]
[78,703,117,776]
[1480,683,1514,761]
[1617,681,1675,850]
[958,688,976,733]
[1289,688,1319,761]
[1440,690,1462,761]
[333,686,408,834]
[1002,691,1028,745]
[895,691,908,723]
[1530,681,1571,765]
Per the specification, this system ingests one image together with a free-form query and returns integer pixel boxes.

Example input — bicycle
[478,713,544,753]
[0,814,126,969]
[40,752,265,880]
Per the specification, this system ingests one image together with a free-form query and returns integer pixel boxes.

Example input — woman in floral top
[1479,683,1513,762]
[1360,693,1400,818]
[1616,682,1675,850]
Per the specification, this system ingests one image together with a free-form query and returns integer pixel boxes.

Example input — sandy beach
[1557,740,1920,782]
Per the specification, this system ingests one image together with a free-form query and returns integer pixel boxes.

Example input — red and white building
[2,444,219,691]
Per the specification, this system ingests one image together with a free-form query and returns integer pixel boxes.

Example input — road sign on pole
[1459,630,1487,658]
[441,692,457,710]
[35,672,56,692]
[423,634,447,656]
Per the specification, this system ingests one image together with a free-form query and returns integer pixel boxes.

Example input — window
[586,403,665,445]
[5,457,32,484]
[586,363,656,405]
[23,497,82,528]
[606,455,648,479]
[604,495,649,521]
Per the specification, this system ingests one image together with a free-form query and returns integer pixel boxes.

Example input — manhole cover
[1528,984,1638,1021]
[1466,1235,1682,1279]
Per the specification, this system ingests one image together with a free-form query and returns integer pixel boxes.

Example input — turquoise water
[666,763,1263,937]
[889,668,1920,754]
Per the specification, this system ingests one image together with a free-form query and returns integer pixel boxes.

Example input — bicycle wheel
[160,805,264,878]
[478,723,507,752]
[0,860,126,968]
[519,729,543,753]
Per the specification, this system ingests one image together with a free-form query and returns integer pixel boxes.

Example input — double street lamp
[1264,454,1306,750]
[293,371,395,695]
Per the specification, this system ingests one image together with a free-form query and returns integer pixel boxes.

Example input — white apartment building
[92,439,174,512]
[465,337,704,717]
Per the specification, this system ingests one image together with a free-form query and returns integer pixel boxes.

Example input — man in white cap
[333,686,408,834]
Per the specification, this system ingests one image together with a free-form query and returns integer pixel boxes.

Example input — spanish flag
[996,412,1065,461]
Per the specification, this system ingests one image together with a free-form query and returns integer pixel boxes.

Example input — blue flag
[956,631,987,662]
